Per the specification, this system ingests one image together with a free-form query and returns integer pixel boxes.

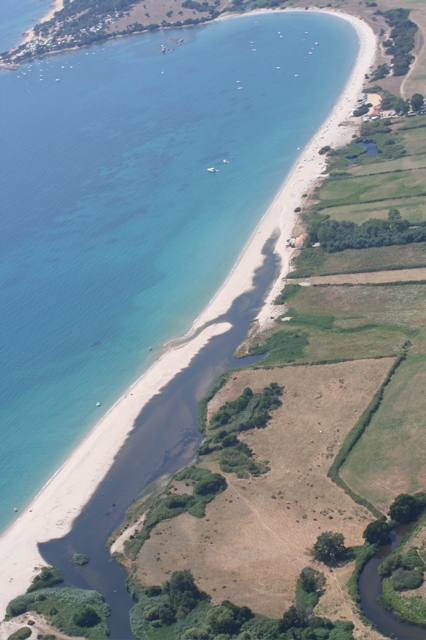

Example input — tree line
[305,209,426,253]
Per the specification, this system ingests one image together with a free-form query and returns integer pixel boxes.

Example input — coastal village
[2,0,426,639]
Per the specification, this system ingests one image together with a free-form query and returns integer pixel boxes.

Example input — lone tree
[411,93,424,112]
[311,532,346,565]
[363,520,391,545]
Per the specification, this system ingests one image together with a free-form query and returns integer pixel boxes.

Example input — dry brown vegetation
[134,359,392,618]
[315,563,385,640]
[110,0,225,33]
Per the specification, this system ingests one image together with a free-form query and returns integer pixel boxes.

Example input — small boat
[55,78,61,82]
[223,159,229,164]
[96,401,101,407]
[207,167,218,173]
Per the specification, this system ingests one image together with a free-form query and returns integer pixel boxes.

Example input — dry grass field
[340,355,426,512]
[109,0,231,34]
[134,359,392,619]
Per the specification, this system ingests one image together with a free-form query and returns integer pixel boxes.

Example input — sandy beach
[0,9,376,620]
[20,0,63,46]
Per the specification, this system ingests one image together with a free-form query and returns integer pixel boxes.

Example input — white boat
[223,159,229,164]
[207,167,218,173]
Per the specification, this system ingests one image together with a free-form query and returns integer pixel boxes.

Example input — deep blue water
[0,9,358,531]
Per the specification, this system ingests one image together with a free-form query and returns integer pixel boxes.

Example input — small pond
[348,141,379,163]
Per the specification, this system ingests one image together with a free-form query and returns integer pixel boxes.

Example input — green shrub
[391,568,424,591]
[73,605,101,627]
[27,566,63,592]
[311,531,346,565]
[274,283,302,305]
[362,519,391,545]
[6,588,109,639]
[7,628,32,640]
[388,492,426,524]
[193,474,227,497]
[72,553,89,565]
[295,567,325,610]
[288,246,327,278]
[380,547,425,578]
[249,328,309,362]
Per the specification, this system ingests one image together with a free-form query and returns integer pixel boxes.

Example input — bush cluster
[123,467,228,559]
[380,8,418,76]
[274,283,302,305]
[129,569,356,639]
[307,210,426,254]
[6,588,109,639]
[390,567,424,591]
[198,384,283,477]
[388,492,426,524]
[27,566,63,592]
[380,547,425,579]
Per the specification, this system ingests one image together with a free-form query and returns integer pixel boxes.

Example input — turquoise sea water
[0,9,358,531]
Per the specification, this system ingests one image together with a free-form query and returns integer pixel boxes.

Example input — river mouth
[359,520,426,640]
[38,237,279,639]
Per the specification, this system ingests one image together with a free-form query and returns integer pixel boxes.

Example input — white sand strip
[0,10,376,619]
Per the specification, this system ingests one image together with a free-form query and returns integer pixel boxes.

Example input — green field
[340,355,426,511]
[289,243,426,278]
[350,153,426,177]
[250,283,426,366]
[310,116,426,218]
[319,196,426,225]
[315,169,426,210]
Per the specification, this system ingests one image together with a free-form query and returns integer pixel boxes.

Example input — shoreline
[0,10,377,618]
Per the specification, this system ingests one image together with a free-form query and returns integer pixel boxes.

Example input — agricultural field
[133,361,391,619]
[321,196,426,226]
[340,355,426,512]
[315,169,426,210]
[289,243,426,278]
[350,153,426,177]
[309,118,426,222]
[249,282,426,366]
